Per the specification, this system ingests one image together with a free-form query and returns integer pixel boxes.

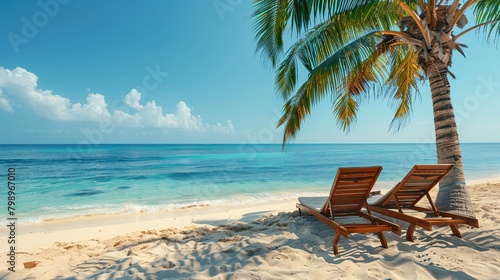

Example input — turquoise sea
[1,143,499,224]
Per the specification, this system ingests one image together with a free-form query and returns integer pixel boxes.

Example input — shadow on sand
[23,208,496,280]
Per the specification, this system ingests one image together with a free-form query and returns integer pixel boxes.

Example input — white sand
[1,181,499,279]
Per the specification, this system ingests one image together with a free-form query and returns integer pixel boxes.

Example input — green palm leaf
[254,0,402,68]
[335,50,390,131]
[275,1,401,99]
[253,0,492,224]
[253,0,499,144]
[384,45,423,130]
[473,0,500,41]
[253,0,291,67]
[277,33,383,145]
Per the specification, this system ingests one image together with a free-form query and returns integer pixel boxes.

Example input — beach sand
[1,181,499,279]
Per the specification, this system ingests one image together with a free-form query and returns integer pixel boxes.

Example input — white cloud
[0,67,109,121]
[209,120,235,134]
[0,67,234,134]
[124,89,143,110]
[70,93,111,122]
[114,91,206,130]
[0,90,13,112]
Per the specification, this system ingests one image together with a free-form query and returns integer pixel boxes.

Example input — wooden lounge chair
[368,164,479,241]
[296,166,401,255]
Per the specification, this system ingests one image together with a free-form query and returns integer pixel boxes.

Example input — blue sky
[0,0,499,144]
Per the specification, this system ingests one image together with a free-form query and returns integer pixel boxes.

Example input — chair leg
[297,208,302,216]
[377,232,388,249]
[406,224,417,242]
[450,224,462,238]
[333,232,341,256]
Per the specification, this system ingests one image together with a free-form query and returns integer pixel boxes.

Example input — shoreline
[4,178,498,233]
[8,176,500,227]
[3,177,499,242]
[2,198,299,251]
[1,179,499,279]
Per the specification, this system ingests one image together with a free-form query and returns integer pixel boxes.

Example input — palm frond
[255,0,495,148]
[277,84,309,148]
[397,0,420,13]
[473,0,500,42]
[290,0,401,32]
[253,0,291,67]
[276,50,298,100]
[453,20,500,42]
[398,1,431,47]
[416,0,427,12]
[274,1,401,99]
[333,51,388,131]
[289,0,310,33]
[277,33,382,145]
[448,0,478,30]
[297,1,401,68]
[446,0,461,25]
[427,0,437,29]
[384,45,423,130]
[333,92,359,132]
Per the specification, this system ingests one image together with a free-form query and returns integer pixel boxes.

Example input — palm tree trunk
[426,61,476,218]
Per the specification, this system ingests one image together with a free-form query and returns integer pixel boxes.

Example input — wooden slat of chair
[296,166,401,255]
[369,164,479,241]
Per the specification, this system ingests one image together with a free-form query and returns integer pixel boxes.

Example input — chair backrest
[375,164,454,209]
[321,166,383,216]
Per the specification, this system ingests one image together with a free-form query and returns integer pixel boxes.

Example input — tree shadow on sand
[43,210,497,279]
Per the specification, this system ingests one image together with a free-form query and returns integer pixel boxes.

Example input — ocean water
[1,143,499,224]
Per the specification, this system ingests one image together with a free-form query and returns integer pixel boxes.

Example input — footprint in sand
[416,253,432,263]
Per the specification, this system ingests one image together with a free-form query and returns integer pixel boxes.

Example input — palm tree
[253,0,499,217]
